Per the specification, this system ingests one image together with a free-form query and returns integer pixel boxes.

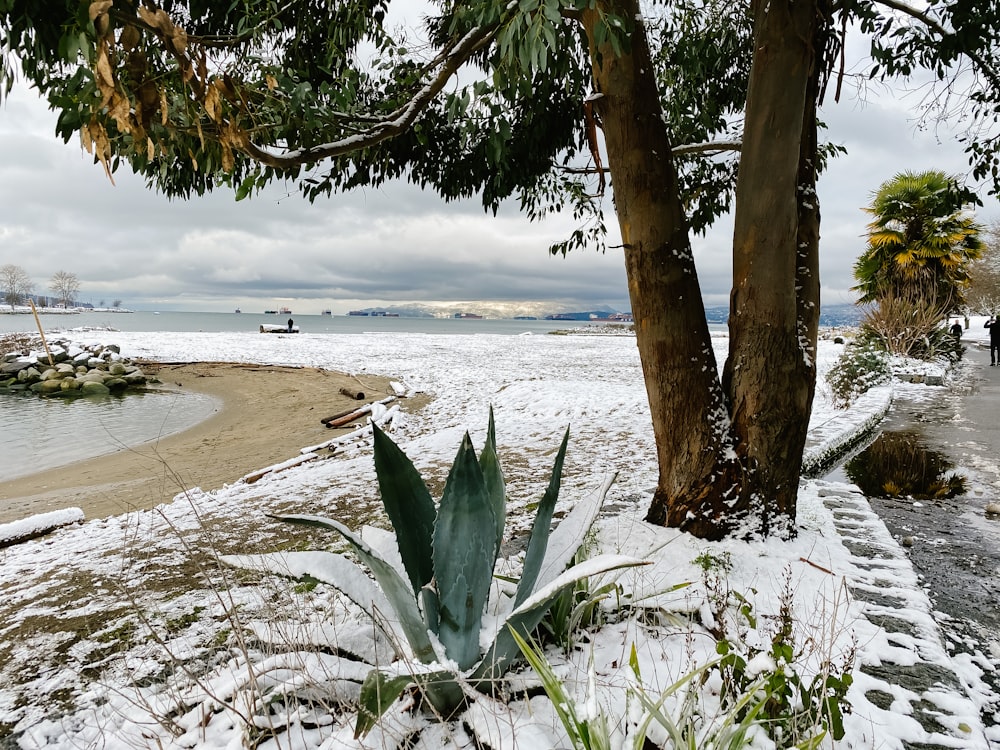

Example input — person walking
[950,320,963,340]
[986,316,1000,365]
[287,318,294,333]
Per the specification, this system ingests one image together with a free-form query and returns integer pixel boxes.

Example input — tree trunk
[723,0,826,536]
[582,0,750,539]
[582,0,830,539]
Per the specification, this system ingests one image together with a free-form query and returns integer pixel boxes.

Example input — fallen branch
[325,395,396,429]
[301,404,400,454]
[242,453,319,485]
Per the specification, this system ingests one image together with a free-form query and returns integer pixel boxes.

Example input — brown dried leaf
[147,137,155,160]
[88,0,113,22]
[80,122,94,154]
[137,7,158,28]
[160,88,169,126]
[119,25,141,52]
[204,84,221,122]
[265,74,277,91]
[188,148,198,172]
[221,140,234,173]
[170,27,188,55]
[109,92,132,133]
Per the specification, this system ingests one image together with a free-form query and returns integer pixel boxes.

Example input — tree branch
[872,0,1000,92]
[242,22,503,168]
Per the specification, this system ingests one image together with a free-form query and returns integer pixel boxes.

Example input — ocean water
[0,311,606,485]
[0,310,599,336]
[0,388,219,482]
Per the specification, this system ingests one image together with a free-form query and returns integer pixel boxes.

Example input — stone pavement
[810,339,1000,748]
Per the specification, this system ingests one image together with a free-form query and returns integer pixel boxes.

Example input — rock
[985,503,1000,516]
[60,378,81,392]
[901,536,915,547]
[104,378,129,394]
[18,367,40,383]
[108,362,127,376]
[123,373,147,386]
[80,381,111,396]
[31,380,65,394]
[1,361,34,375]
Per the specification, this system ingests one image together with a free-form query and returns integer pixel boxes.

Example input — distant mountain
[703,303,862,327]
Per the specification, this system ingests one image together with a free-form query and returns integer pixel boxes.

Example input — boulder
[104,378,129,394]
[31,380,65,394]
[108,362,127,376]
[123,373,147,386]
[60,378,81,392]
[1,360,33,375]
[80,381,111,396]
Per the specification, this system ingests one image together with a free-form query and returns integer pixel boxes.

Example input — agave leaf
[432,432,500,670]
[479,407,506,568]
[472,554,647,683]
[372,422,436,597]
[354,670,413,739]
[220,550,399,643]
[513,426,569,608]
[534,472,617,591]
[271,513,437,664]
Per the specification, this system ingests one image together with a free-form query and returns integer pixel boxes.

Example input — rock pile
[0,340,158,397]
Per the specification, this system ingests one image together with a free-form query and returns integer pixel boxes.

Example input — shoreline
[0,362,397,525]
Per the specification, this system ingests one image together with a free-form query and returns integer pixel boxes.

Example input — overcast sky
[1,31,997,316]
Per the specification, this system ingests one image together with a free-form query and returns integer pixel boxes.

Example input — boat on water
[235,308,242,314]
[279,306,292,315]
[264,309,278,314]
[321,309,332,316]
[453,312,483,319]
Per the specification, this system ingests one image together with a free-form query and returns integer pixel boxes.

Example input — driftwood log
[320,407,358,425]
[339,386,365,400]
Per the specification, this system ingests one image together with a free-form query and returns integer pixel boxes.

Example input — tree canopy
[3,0,1000,539]
[853,170,983,311]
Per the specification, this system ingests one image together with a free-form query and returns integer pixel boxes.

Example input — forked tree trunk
[582,0,750,539]
[582,0,828,539]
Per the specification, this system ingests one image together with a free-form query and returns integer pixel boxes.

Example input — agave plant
[222,410,643,729]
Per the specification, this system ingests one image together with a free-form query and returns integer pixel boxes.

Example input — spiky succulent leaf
[472,554,648,683]
[270,513,437,664]
[219,550,403,654]
[354,670,413,739]
[479,407,506,567]
[535,472,616,590]
[432,432,500,670]
[372,422,436,596]
[513,426,569,608]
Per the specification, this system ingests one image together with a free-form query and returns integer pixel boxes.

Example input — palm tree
[852,170,983,312]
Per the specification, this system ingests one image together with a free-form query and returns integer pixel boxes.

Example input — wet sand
[0,362,397,525]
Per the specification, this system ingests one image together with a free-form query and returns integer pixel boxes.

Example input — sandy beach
[0,362,399,525]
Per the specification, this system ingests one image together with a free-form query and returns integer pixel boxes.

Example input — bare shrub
[859,290,959,361]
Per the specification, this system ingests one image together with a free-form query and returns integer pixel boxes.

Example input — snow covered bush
[825,337,891,408]
[223,411,644,730]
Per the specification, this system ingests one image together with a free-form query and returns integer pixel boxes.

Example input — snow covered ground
[0,322,997,749]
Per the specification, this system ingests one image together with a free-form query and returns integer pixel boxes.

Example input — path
[826,340,1000,746]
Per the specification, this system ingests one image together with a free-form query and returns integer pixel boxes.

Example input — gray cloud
[2,57,997,316]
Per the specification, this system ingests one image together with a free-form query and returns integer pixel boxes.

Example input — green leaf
[372,422,436,597]
[354,670,412,739]
[473,554,647,683]
[432,432,499,670]
[479,407,506,564]
[513,426,568,608]
[270,513,437,664]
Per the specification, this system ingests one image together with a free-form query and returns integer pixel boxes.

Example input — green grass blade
[372,422,436,596]
[433,432,499,670]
